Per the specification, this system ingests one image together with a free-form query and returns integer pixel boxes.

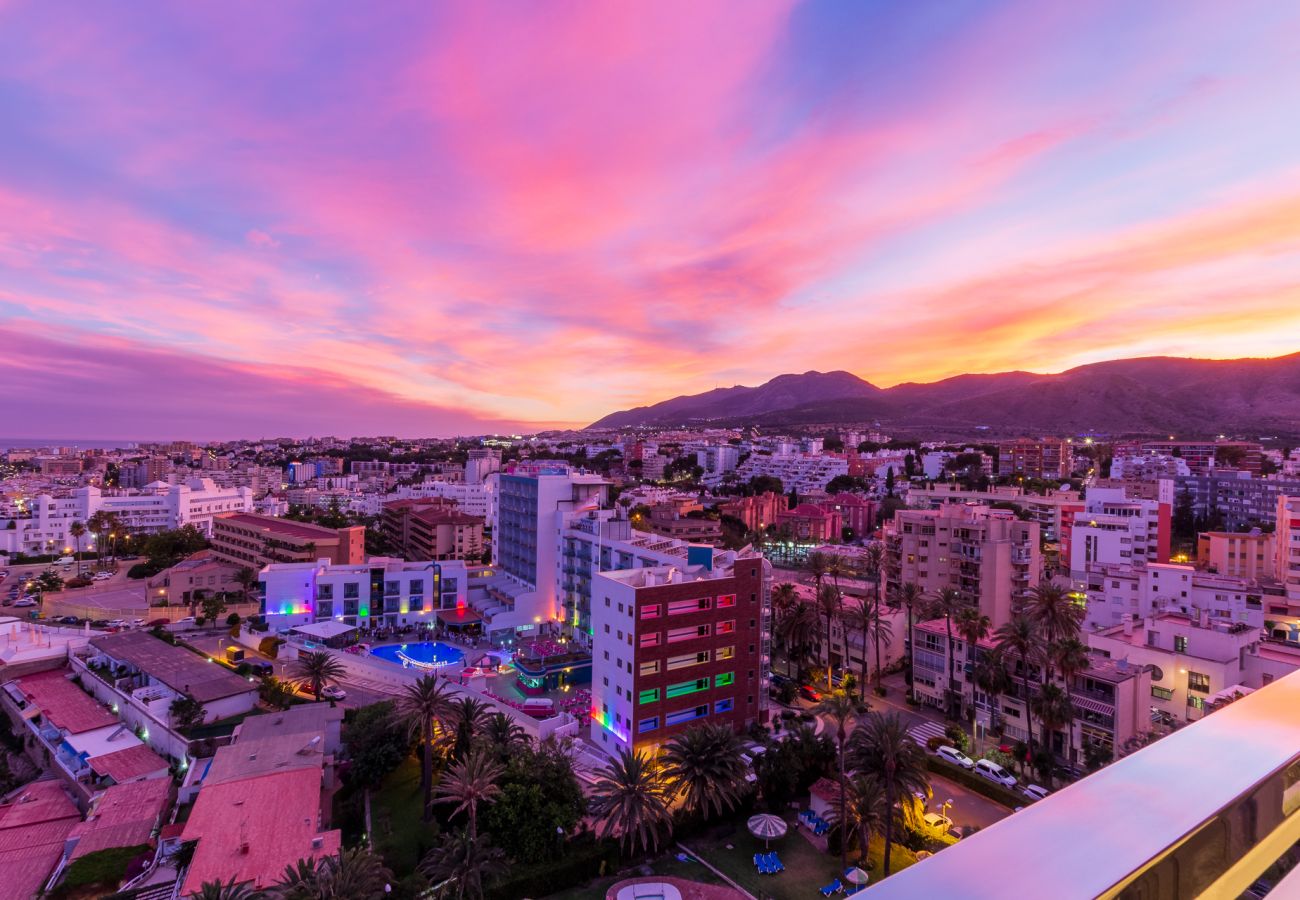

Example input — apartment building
[1276,495,1300,604]
[643,505,723,543]
[908,483,1082,544]
[259,557,468,630]
[1088,612,1300,725]
[1080,562,1267,631]
[117,457,171,489]
[1197,529,1275,580]
[996,438,1072,480]
[717,491,785,533]
[1109,454,1190,481]
[1116,439,1264,475]
[775,502,841,542]
[884,503,1040,628]
[696,444,741,477]
[210,512,365,569]
[715,452,849,492]
[590,554,769,754]
[910,618,1149,764]
[465,448,502,484]
[381,498,485,561]
[1068,487,1171,579]
[1176,471,1300,531]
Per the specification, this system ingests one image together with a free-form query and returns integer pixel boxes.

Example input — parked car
[93,572,113,581]
[1021,784,1051,801]
[321,685,347,701]
[244,660,274,677]
[131,618,146,627]
[975,759,1017,788]
[799,685,822,702]
[921,812,955,836]
[105,619,127,629]
[936,745,975,769]
[89,619,109,628]
[12,598,37,608]
[172,617,197,629]
[147,618,170,628]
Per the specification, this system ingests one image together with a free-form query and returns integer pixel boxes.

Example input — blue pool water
[371,641,465,670]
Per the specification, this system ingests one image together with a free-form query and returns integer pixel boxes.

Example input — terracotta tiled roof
[12,670,117,734]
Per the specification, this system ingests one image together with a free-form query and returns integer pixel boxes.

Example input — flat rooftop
[90,631,256,703]
[215,512,343,540]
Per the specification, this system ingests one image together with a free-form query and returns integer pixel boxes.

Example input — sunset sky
[3,1,1300,439]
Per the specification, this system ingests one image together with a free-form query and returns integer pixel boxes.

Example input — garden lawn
[680,822,917,900]
[371,756,438,875]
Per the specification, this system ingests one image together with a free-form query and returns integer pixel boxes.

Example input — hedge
[924,756,1025,809]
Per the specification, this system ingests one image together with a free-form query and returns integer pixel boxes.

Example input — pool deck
[606,877,739,900]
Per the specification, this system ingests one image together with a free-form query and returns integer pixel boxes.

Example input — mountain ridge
[587,353,1300,435]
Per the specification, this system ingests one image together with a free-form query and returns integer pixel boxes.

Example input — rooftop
[89,742,170,784]
[11,669,117,734]
[90,631,257,704]
[68,777,171,861]
[215,512,344,540]
[0,781,80,900]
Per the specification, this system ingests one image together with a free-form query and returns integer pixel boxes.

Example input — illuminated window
[715,672,735,687]
[714,698,734,714]
[666,651,710,671]
[665,704,709,726]
[1188,671,1210,693]
[639,661,660,676]
[717,646,735,661]
[639,632,661,649]
[666,677,710,699]
[638,688,660,705]
[667,624,711,644]
[638,717,659,733]
[717,620,735,636]
[641,604,660,619]
[717,594,736,608]
[668,597,711,615]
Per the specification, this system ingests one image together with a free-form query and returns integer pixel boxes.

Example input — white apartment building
[393,479,495,519]
[1276,496,1300,604]
[717,452,848,492]
[1110,454,1190,480]
[696,445,740,477]
[1080,562,1266,631]
[1069,487,1171,581]
[259,556,470,630]
[0,478,253,556]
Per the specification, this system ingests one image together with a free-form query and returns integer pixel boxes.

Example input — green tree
[815,690,860,873]
[291,650,346,702]
[397,674,455,822]
[927,588,966,719]
[436,750,504,842]
[169,695,205,731]
[343,701,409,788]
[200,592,228,625]
[660,722,750,821]
[777,602,820,680]
[817,583,843,688]
[234,566,260,605]
[275,846,391,900]
[1032,682,1075,783]
[589,749,673,855]
[830,775,888,870]
[482,740,586,864]
[481,712,529,763]
[449,696,492,761]
[187,877,263,900]
[69,521,86,575]
[1025,583,1084,683]
[419,828,504,900]
[848,712,929,875]
[994,614,1044,765]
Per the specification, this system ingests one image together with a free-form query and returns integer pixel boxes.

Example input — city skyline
[4,1,1300,438]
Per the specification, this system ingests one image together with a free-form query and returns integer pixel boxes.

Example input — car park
[975,758,1018,787]
[936,745,975,769]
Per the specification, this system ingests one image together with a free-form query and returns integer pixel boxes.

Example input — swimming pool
[370,641,465,670]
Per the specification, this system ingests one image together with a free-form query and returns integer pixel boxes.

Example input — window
[1002,705,1021,718]
[409,594,424,612]
[639,660,660,676]
[343,582,359,599]
[665,704,709,726]
[1188,671,1211,693]
[1174,635,1188,653]
[668,597,711,615]
[717,594,736,608]
[666,677,710,699]
[638,688,659,705]
[717,620,735,636]
[410,579,423,595]
[667,624,710,644]
[318,600,334,618]
[318,584,334,600]
[717,646,735,661]
[715,672,735,687]
[385,580,400,595]
[714,698,734,714]
[639,632,661,649]
[1151,686,1173,700]
[666,651,710,671]
[641,604,660,619]
[638,717,659,733]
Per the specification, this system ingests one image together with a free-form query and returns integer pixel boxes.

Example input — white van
[56,556,75,567]
[975,759,1017,788]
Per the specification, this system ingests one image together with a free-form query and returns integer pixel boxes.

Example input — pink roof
[12,670,117,735]
[180,767,340,894]
[217,512,341,540]
[69,779,171,860]
[90,744,170,784]
[0,782,79,900]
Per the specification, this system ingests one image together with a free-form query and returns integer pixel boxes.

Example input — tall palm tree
[892,580,925,675]
[829,775,888,871]
[234,566,259,606]
[436,750,504,841]
[397,674,455,822]
[817,583,843,688]
[1054,636,1091,688]
[420,828,504,900]
[86,511,108,570]
[660,722,749,820]
[840,599,872,701]
[972,648,1013,750]
[590,748,673,855]
[806,550,830,597]
[69,521,86,576]
[187,878,263,900]
[815,691,860,873]
[777,602,820,679]
[994,614,1044,765]
[826,554,847,593]
[1032,682,1075,785]
[449,696,493,760]
[291,650,346,702]
[771,582,799,621]
[275,847,391,900]
[927,588,965,719]
[1025,583,1084,682]
[482,711,529,762]
[848,712,929,875]
[954,605,992,721]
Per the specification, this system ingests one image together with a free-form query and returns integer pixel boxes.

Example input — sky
[2,1,1300,439]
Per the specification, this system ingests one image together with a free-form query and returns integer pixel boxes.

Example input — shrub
[226,612,241,627]
[926,735,945,751]
[483,836,619,900]
[944,724,970,753]
[258,636,285,658]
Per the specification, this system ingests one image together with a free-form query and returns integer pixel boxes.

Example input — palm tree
[1032,682,1075,785]
[482,711,529,761]
[660,722,749,820]
[86,511,108,570]
[188,878,263,900]
[1025,583,1084,682]
[589,748,673,855]
[1054,636,1091,688]
[826,554,846,593]
[972,648,1013,753]
[69,521,86,576]
[806,550,830,597]
[436,749,504,841]
[420,828,504,900]
[449,696,492,760]
[777,602,820,680]
[234,566,259,605]
[954,605,991,721]
[291,650,346,702]
[892,580,925,678]
[830,774,888,871]
[815,690,860,873]
[397,674,455,821]
[848,712,929,875]
[994,614,1044,766]
[840,599,872,701]
[817,583,843,688]
[927,588,965,719]
[771,582,799,621]
[275,847,391,900]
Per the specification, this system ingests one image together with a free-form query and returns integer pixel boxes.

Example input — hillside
[587,353,1300,435]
